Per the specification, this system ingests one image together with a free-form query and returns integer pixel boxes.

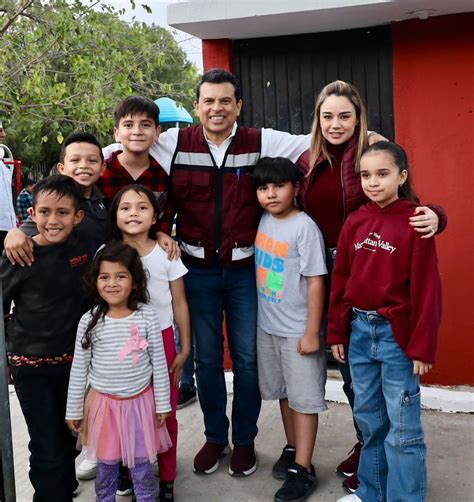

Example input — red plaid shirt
[99,151,174,234]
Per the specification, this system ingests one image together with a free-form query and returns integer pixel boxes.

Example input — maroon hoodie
[327,198,442,363]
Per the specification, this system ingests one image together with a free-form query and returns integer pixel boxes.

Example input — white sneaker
[76,458,98,480]
[337,495,362,502]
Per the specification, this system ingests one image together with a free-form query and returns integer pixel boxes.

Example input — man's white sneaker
[76,458,98,480]
[337,494,362,502]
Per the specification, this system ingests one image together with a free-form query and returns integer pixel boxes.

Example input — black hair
[361,141,417,201]
[196,68,241,102]
[31,174,83,211]
[22,178,35,189]
[81,241,149,348]
[114,95,160,127]
[59,132,104,164]
[107,184,159,241]
[253,157,301,190]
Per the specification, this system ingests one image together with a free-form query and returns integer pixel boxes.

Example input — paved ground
[8,384,474,502]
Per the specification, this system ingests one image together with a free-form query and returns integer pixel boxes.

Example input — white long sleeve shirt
[103,125,311,173]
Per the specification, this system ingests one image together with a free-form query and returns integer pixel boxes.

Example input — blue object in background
[155,97,193,126]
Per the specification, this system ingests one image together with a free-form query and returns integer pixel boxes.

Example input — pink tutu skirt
[81,385,171,467]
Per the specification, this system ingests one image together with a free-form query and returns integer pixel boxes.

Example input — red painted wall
[202,38,235,369]
[202,39,234,72]
[203,16,474,385]
[392,13,474,385]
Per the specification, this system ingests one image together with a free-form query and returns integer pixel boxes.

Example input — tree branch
[0,0,35,37]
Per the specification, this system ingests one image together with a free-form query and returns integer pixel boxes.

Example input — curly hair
[81,241,149,348]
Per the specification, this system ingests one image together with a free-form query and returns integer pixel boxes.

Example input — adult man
[130,69,381,477]
[149,69,318,477]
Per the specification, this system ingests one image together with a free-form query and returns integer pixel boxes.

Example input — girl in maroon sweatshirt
[328,141,441,502]
[296,81,446,494]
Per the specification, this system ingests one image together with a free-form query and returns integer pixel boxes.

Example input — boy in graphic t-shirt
[253,157,327,502]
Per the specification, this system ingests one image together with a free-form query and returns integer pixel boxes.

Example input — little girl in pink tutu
[66,241,172,502]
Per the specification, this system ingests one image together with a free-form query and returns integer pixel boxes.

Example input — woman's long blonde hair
[308,80,368,175]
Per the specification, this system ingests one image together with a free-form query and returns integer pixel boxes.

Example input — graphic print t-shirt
[255,211,327,337]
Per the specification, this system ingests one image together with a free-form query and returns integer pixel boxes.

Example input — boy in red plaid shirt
[99,95,180,498]
[100,96,176,247]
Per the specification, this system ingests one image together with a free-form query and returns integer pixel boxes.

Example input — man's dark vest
[170,124,262,267]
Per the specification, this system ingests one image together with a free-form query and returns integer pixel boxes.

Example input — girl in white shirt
[108,184,191,502]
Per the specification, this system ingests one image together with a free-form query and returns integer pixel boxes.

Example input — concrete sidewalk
[9,384,474,502]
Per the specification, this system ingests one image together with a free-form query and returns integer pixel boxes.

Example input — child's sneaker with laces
[272,445,296,480]
[336,441,362,477]
[274,462,318,502]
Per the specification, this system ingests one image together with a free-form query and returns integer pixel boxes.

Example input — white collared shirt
[103,124,311,174]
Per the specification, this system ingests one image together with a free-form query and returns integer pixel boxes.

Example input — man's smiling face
[194,82,242,145]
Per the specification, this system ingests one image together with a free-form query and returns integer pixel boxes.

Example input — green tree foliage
[0,0,199,175]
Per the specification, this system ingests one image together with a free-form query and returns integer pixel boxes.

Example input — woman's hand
[413,360,433,375]
[409,206,439,239]
[65,419,82,434]
[331,344,347,363]
[156,412,170,427]
[367,132,388,145]
[4,228,35,266]
[156,232,181,260]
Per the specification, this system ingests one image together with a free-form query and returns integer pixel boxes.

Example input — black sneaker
[274,462,318,502]
[272,445,296,480]
[116,470,134,496]
[158,480,174,501]
[177,385,197,410]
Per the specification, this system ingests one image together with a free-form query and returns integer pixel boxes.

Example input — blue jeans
[349,309,427,502]
[183,263,261,445]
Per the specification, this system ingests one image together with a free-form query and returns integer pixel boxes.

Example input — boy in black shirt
[3,132,107,266]
[1,175,97,502]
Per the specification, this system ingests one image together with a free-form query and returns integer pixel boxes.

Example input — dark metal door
[234,25,394,139]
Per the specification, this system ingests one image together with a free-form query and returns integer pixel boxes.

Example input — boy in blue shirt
[253,157,327,502]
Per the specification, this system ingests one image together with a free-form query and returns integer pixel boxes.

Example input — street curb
[224,372,474,413]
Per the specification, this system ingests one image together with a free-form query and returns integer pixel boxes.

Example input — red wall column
[202,38,235,370]
[392,13,474,385]
[202,39,234,72]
